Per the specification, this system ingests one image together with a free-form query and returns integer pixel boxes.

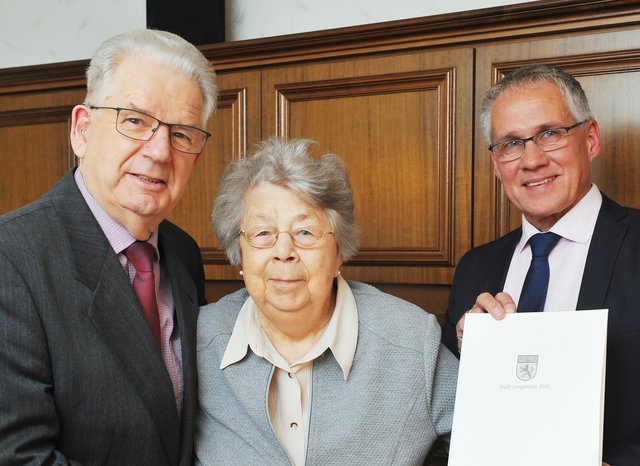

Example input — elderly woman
[194,138,458,465]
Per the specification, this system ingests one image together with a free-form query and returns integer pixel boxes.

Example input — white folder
[448,309,608,466]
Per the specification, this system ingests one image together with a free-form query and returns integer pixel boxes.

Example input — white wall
[0,0,145,69]
[0,0,528,69]
[226,0,530,42]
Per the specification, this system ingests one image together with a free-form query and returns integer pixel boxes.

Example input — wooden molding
[0,105,72,127]
[273,69,457,266]
[0,60,87,94]
[200,0,640,69]
[216,87,249,158]
[2,1,640,89]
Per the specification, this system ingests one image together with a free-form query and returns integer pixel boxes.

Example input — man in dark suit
[0,29,216,464]
[442,64,639,465]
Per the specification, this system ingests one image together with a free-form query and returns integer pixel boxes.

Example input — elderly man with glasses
[442,64,640,465]
[0,29,216,464]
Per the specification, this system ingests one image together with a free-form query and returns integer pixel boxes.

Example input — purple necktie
[518,232,561,312]
[124,241,161,349]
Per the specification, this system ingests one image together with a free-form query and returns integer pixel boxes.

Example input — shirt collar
[74,168,159,256]
[323,275,358,380]
[220,275,358,380]
[518,183,602,252]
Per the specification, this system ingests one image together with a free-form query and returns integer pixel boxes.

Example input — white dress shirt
[503,184,602,312]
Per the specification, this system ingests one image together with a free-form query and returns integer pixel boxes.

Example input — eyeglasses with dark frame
[489,119,590,162]
[239,225,334,249]
[87,105,211,155]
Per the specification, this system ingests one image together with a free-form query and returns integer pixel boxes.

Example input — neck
[119,214,159,241]
[259,292,336,363]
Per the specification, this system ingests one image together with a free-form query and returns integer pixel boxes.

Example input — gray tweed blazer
[0,171,205,465]
[195,281,458,465]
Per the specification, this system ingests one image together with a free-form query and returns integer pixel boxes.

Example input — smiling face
[70,54,206,239]
[490,81,601,231]
[239,182,342,325]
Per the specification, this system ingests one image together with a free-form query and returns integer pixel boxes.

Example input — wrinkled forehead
[491,83,572,137]
[242,182,330,225]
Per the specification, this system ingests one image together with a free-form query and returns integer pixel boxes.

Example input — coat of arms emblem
[516,355,538,381]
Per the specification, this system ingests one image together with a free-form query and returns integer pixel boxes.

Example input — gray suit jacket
[0,171,205,465]
[195,281,458,465]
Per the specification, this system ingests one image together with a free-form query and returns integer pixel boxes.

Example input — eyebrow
[496,123,564,142]
[249,213,314,223]
[125,103,202,128]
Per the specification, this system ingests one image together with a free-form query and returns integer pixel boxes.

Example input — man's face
[70,54,206,238]
[490,81,600,231]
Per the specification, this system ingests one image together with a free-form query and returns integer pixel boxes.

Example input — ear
[491,152,503,182]
[69,104,92,160]
[335,253,343,278]
[585,118,601,162]
[193,152,204,164]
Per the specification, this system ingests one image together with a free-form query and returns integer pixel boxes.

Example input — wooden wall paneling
[3,1,640,316]
[375,283,451,325]
[203,1,640,71]
[261,48,474,286]
[168,69,261,287]
[474,27,640,246]
[0,87,85,214]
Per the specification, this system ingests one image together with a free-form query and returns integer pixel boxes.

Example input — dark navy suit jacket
[443,194,640,464]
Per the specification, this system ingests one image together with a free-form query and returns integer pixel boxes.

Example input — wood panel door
[262,47,474,285]
[0,86,84,214]
[475,27,640,246]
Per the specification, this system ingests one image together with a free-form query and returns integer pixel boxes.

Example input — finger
[495,292,517,314]
[456,314,466,351]
[474,292,507,320]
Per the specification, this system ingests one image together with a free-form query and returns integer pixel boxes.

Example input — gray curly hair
[85,29,217,124]
[480,64,592,146]
[212,138,359,265]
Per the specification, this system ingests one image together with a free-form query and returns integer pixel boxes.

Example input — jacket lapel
[491,230,521,293]
[577,194,629,310]
[53,172,179,463]
[158,230,199,464]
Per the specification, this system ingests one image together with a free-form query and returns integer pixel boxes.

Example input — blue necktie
[518,232,561,312]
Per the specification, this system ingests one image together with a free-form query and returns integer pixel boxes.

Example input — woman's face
[239,182,342,323]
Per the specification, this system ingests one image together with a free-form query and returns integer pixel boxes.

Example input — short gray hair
[480,64,592,145]
[85,29,217,123]
[213,138,359,265]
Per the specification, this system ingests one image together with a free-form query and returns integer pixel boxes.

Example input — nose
[142,124,172,161]
[519,139,549,170]
[271,231,298,262]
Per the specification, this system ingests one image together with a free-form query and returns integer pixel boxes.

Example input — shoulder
[198,288,249,343]
[348,281,439,350]
[452,229,521,284]
[0,176,68,228]
[159,219,199,249]
[0,199,53,236]
[459,229,520,264]
[599,193,640,226]
[0,171,83,237]
[158,219,205,303]
[0,181,72,254]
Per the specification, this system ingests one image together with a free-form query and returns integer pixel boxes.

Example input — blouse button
[288,372,294,379]
[290,422,298,430]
